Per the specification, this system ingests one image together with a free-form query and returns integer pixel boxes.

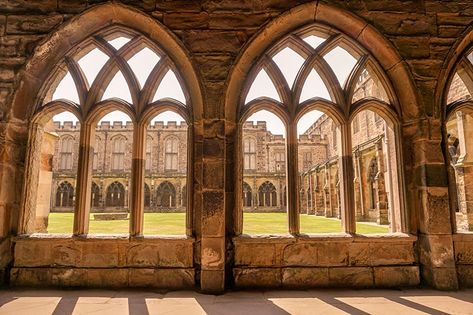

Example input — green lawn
[47,212,388,235]
[243,213,389,234]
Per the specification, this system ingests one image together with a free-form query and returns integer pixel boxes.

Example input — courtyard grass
[47,212,389,235]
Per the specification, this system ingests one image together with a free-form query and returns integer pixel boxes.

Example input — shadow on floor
[0,288,472,315]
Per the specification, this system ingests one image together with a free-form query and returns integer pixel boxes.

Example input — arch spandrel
[10,2,203,123]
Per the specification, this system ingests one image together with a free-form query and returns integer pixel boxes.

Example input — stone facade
[1,0,473,292]
[50,120,188,214]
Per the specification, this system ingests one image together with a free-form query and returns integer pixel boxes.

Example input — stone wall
[1,0,473,291]
[11,235,194,288]
[234,235,418,288]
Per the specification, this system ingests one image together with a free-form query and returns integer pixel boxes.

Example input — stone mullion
[73,123,94,235]
[130,123,145,236]
[19,123,43,234]
[286,122,299,235]
[339,122,356,234]
[186,125,194,236]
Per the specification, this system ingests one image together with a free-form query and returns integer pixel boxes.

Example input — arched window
[258,181,277,207]
[106,181,125,208]
[59,136,74,170]
[165,137,179,171]
[22,21,196,236]
[156,181,176,208]
[243,182,252,207]
[111,136,126,171]
[144,183,151,208]
[243,138,256,170]
[239,24,403,235]
[91,182,100,208]
[56,181,74,207]
[445,48,473,232]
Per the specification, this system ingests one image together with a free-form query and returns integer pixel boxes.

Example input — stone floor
[0,288,472,315]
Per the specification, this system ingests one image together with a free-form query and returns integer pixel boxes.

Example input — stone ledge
[13,237,194,268]
[10,267,195,289]
[233,233,417,244]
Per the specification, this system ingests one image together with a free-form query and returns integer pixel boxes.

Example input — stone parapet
[12,236,194,268]
[233,234,419,288]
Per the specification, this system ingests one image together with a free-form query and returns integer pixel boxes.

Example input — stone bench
[93,213,129,221]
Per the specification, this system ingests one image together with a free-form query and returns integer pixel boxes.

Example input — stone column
[375,141,389,225]
[407,119,458,290]
[353,150,363,220]
[286,122,299,234]
[35,131,57,232]
[199,119,226,293]
[130,123,145,236]
[323,164,331,217]
[19,123,44,234]
[73,123,94,235]
[455,111,473,230]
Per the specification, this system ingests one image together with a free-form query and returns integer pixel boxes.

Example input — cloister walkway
[0,288,472,314]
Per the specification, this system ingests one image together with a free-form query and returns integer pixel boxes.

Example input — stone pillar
[455,111,473,230]
[407,119,458,290]
[323,164,331,217]
[199,119,226,293]
[375,141,389,225]
[73,123,94,235]
[353,150,363,220]
[35,131,58,232]
[130,123,145,236]
[19,123,44,234]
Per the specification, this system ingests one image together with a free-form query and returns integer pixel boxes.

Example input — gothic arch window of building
[24,25,194,236]
[91,182,100,208]
[55,181,74,208]
[59,136,74,170]
[106,181,126,208]
[258,181,277,207]
[238,24,404,235]
[243,137,257,171]
[156,181,176,208]
[243,182,252,208]
[111,135,127,171]
[145,136,153,171]
[445,47,473,232]
[164,137,179,171]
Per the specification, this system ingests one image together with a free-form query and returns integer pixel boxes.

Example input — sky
[52,34,356,135]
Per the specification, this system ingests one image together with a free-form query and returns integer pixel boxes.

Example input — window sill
[234,232,416,243]
[15,233,195,242]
